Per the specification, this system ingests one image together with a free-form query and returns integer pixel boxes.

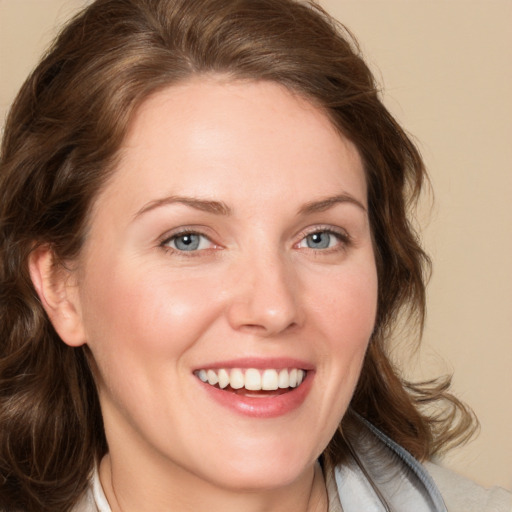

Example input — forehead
[91,78,367,220]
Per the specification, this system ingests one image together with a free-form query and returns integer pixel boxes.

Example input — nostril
[238,321,298,336]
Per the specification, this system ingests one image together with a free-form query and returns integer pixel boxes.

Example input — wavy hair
[0,0,475,510]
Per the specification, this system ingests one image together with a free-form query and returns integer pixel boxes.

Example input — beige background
[1,0,511,491]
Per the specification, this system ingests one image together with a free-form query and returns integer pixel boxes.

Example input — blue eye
[299,230,344,250]
[163,233,212,252]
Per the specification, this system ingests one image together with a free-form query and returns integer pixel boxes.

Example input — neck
[99,454,327,512]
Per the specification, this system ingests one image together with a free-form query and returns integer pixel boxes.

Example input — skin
[32,78,378,512]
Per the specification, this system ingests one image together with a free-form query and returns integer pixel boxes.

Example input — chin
[209,460,313,492]
[187,436,322,492]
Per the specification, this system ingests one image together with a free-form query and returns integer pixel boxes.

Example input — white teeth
[245,369,261,390]
[230,368,244,389]
[289,368,298,387]
[218,369,230,389]
[196,368,307,391]
[278,369,289,388]
[207,369,218,386]
[261,369,279,390]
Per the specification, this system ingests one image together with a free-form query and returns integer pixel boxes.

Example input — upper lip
[193,357,314,371]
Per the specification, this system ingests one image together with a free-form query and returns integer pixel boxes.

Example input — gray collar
[326,414,447,512]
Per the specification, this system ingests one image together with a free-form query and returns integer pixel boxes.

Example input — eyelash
[159,226,352,256]
[159,229,216,256]
[296,226,351,253]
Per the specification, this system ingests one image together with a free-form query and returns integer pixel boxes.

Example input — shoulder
[334,414,511,512]
[424,462,512,512]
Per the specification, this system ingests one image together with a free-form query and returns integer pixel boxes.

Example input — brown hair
[0,0,475,510]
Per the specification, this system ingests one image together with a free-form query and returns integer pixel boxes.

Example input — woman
[0,0,510,511]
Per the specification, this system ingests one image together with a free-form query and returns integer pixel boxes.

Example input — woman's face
[73,79,377,491]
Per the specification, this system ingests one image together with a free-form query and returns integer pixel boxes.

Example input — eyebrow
[298,194,367,215]
[134,195,232,219]
[134,192,366,220]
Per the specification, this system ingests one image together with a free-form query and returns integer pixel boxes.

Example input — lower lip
[197,372,314,418]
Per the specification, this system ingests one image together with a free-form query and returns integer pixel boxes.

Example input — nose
[225,251,304,337]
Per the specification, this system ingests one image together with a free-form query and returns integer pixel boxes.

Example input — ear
[29,245,86,347]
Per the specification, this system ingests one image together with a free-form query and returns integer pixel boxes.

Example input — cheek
[78,260,224,372]
[308,258,377,402]
[297,260,377,445]
[308,260,378,343]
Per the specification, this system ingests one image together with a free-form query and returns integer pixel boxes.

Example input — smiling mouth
[194,368,306,395]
